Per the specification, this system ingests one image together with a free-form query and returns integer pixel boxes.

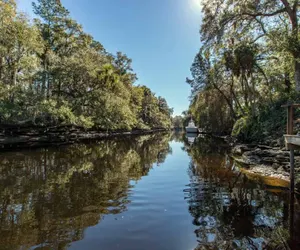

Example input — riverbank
[231,142,300,190]
[0,124,169,150]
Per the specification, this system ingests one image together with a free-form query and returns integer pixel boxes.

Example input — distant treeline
[0,0,173,130]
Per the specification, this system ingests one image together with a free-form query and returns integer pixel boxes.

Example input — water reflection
[0,133,172,250]
[182,135,300,249]
[0,132,299,250]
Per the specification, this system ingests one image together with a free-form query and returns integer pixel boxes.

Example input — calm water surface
[0,133,299,250]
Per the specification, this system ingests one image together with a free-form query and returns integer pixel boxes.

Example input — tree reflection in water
[182,134,300,250]
[0,132,299,250]
[0,133,172,250]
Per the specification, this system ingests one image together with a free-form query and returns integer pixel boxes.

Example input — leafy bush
[32,100,76,125]
[232,94,300,142]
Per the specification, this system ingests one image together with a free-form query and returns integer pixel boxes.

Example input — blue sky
[17,0,202,115]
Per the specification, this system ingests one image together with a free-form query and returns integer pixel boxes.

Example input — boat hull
[185,127,198,133]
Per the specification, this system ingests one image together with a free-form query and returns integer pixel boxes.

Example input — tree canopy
[187,0,300,139]
[0,0,172,130]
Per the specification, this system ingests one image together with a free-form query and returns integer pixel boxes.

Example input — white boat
[186,133,197,145]
[185,119,199,133]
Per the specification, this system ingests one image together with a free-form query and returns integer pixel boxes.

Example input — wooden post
[285,105,296,248]
[289,191,295,248]
[290,148,295,193]
[282,104,300,248]
[287,105,294,135]
[287,105,295,193]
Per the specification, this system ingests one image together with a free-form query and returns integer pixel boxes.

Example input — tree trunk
[57,77,62,105]
[13,68,17,86]
[240,76,249,108]
[295,58,300,91]
[230,75,245,116]
[231,88,245,116]
[11,66,17,86]
[42,65,46,98]
[285,72,292,93]
[41,49,48,98]
[47,74,50,99]
[213,83,237,120]
[0,56,3,81]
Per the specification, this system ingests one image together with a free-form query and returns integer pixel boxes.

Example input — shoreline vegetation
[0,0,173,140]
[184,1,300,190]
[0,124,169,150]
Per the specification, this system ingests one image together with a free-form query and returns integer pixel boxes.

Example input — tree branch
[241,8,287,18]
[293,0,299,12]
[280,0,293,17]
[251,34,265,44]
[281,0,298,30]
[254,17,267,35]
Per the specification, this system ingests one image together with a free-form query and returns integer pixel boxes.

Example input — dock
[282,104,300,193]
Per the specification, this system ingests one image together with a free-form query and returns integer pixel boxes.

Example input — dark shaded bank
[0,124,169,150]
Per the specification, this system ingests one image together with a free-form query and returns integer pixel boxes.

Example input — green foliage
[187,0,300,140]
[172,115,184,128]
[36,100,76,125]
[0,0,172,130]
[231,95,300,142]
[231,116,249,138]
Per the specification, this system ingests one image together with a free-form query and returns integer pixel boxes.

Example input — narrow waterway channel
[0,133,299,250]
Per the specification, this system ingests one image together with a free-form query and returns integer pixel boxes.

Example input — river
[0,132,299,250]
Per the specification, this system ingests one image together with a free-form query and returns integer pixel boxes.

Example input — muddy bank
[231,143,300,190]
[0,124,169,150]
